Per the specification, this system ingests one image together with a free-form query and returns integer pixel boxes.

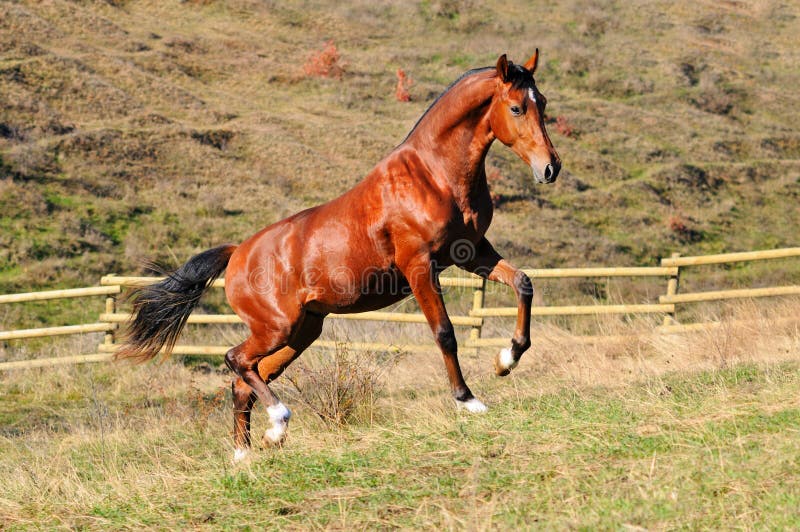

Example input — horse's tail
[115,244,237,363]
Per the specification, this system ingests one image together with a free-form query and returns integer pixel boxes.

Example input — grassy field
[1,303,799,528]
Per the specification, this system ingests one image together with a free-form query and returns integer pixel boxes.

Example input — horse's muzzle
[532,161,560,184]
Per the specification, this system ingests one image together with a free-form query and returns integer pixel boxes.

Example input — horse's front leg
[401,254,488,413]
[460,238,533,376]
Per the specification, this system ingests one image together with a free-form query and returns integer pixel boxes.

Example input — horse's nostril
[544,164,554,180]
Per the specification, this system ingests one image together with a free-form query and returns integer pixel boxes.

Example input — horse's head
[489,51,561,184]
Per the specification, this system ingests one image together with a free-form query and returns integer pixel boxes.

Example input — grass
[2,302,800,528]
[2,360,799,528]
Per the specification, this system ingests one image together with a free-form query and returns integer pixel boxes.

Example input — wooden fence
[1,247,799,370]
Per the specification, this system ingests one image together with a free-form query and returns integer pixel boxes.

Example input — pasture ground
[2,303,799,529]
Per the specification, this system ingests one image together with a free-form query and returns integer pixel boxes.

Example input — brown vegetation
[303,40,345,79]
[394,68,413,102]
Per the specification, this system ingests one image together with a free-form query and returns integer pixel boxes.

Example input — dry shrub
[284,343,395,425]
[303,40,344,79]
[395,68,413,102]
[666,212,702,243]
[554,115,574,138]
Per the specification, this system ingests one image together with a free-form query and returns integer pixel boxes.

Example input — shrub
[486,165,505,207]
[395,68,413,102]
[667,213,703,243]
[303,40,344,79]
[283,343,396,425]
[554,115,574,138]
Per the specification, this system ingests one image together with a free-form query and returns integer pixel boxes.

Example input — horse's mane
[400,63,535,144]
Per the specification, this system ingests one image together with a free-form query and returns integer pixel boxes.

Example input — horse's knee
[514,270,533,301]
[224,348,238,373]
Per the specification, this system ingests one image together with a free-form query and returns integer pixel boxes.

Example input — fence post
[468,277,487,350]
[103,295,116,348]
[662,253,681,326]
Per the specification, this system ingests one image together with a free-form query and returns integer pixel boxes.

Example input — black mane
[400,63,535,143]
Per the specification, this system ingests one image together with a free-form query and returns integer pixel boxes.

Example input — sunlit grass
[1,301,799,528]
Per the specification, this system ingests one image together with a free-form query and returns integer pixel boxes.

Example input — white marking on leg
[498,347,518,372]
[458,397,488,413]
[267,402,291,424]
[233,448,249,462]
[264,402,291,444]
[264,424,286,444]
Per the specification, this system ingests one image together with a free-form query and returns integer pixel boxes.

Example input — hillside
[1,0,799,293]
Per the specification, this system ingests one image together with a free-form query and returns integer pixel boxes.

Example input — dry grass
[2,301,799,528]
[283,342,397,426]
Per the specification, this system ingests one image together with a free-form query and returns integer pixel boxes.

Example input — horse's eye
[510,105,522,116]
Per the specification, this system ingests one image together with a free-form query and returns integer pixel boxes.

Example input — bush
[395,68,413,102]
[303,40,344,79]
[283,343,396,425]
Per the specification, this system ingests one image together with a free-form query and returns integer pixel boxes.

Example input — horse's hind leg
[232,377,256,461]
[226,313,324,461]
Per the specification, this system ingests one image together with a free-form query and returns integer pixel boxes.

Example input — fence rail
[470,303,675,317]
[660,247,800,267]
[1,247,799,370]
[0,323,114,342]
[659,285,800,304]
[521,267,678,278]
[0,286,120,304]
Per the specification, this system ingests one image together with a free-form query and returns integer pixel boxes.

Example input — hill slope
[1,0,799,291]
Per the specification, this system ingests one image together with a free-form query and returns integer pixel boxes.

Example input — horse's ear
[496,54,509,82]
[524,48,540,74]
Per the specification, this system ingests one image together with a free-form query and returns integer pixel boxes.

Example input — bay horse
[117,51,561,461]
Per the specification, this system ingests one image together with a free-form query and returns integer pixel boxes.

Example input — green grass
[2,356,799,528]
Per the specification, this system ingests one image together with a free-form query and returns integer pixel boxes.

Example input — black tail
[115,244,237,363]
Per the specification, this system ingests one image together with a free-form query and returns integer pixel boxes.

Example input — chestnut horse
[117,51,561,461]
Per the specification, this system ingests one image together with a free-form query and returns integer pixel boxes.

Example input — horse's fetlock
[512,336,531,354]
[453,387,473,403]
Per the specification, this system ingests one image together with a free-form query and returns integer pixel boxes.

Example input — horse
[116,51,561,462]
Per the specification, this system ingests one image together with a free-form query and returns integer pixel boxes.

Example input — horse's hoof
[262,425,287,447]
[262,403,291,447]
[494,347,518,377]
[457,397,488,413]
[233,448,250,463]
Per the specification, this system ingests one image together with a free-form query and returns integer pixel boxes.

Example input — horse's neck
[405,72,496,202]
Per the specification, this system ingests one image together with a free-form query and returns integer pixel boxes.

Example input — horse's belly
[305,268,411,315]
